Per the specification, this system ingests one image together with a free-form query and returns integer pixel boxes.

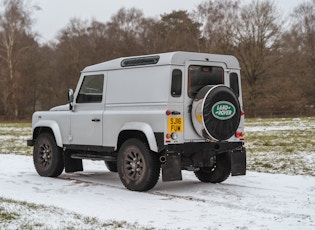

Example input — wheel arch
[33,120,63,147]
[118,122,159,152]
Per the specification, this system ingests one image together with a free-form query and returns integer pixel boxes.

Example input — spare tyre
[192,85,241,141]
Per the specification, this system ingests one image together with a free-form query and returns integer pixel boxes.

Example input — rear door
[184,60,227,140]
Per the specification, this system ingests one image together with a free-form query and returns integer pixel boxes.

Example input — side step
[71,153,117,161]
[64,152,117,173]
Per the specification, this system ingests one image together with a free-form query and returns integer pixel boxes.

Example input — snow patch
[0,155,314,229]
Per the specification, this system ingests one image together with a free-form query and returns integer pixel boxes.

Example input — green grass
[0,117,314,176]
[0,123,32,155]
[245,117,315,176]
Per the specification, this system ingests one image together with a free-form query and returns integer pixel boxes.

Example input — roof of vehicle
[82,51,240,72]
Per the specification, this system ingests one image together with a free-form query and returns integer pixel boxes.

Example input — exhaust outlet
[159,155,167,164]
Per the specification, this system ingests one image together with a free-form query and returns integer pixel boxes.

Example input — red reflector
[166,110,171,116]
[241,111,245,115]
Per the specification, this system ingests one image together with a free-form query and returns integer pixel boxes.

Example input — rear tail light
[235,131,245,139]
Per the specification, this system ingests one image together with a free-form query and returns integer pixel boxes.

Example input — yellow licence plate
[168,117,183,133]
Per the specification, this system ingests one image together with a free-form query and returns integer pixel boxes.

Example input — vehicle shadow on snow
[59,170,122,187]
[57,168,234,193]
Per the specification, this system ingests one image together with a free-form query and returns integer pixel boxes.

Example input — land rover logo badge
[212,101,236,120]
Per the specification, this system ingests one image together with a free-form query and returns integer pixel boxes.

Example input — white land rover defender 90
[27,51,246,191]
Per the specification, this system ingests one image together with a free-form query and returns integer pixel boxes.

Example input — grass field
[0,117,314,175]
[0,123,32,155]
[245,117,315,176]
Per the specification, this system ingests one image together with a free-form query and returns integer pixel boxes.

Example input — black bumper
[163,141,246,179]
[166,141,244,156]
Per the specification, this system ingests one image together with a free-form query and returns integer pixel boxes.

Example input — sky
[29,0,303,44]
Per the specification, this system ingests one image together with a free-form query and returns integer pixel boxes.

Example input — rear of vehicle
[161,52,246,183]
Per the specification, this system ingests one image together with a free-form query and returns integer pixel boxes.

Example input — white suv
[27,51,246,191]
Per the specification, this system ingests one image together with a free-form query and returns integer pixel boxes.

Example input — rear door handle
[91,118,101,122]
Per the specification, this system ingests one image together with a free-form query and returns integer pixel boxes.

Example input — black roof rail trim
[121,55,160,67]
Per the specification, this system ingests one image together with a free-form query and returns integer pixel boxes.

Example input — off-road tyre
[33,133,64,177]
[194,152,231,183]
[117,138,160,191]
[105,161,118,172]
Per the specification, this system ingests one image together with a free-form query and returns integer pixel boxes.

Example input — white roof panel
[82,51,240,72]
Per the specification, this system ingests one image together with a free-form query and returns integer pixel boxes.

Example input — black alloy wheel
[33,133,64,177]
[117,138,160,191]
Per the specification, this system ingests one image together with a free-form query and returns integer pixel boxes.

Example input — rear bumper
[163,141,246,178]
[166,141,244,156]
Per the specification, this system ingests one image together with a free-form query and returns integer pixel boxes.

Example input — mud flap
[64,151,83,173]
[161,153,182,182]
[231,147,246,176]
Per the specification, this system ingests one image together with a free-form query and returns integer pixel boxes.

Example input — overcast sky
[31,0,303,44]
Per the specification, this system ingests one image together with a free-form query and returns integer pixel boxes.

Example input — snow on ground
[1,154,314,229]
[245,117,315,132]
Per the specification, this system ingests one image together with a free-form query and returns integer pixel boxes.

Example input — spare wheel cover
[192,85,241,141]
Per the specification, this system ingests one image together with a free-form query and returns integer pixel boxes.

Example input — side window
[230,73,239,97]
[171,69,182,97]
[76,75,104,103]
[188,65,223,98]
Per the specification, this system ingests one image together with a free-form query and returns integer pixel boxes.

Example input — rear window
[230,73,239,97]
[188,65,224,98]
[171,69,182,97]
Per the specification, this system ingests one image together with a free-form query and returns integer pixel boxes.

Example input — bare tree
[291,0,315,67]
[50,18,112,107]
[288,0,315,112]
[0,0,37,118]
[106,8,147,56]
[234,0,283,111]
[194,0,239,54]
[157,10,201,52]
[87,20,108,61]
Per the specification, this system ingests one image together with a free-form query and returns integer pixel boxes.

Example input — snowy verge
[1,154,314,229]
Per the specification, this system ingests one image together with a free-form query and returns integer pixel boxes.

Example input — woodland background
[0,0,314,120]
